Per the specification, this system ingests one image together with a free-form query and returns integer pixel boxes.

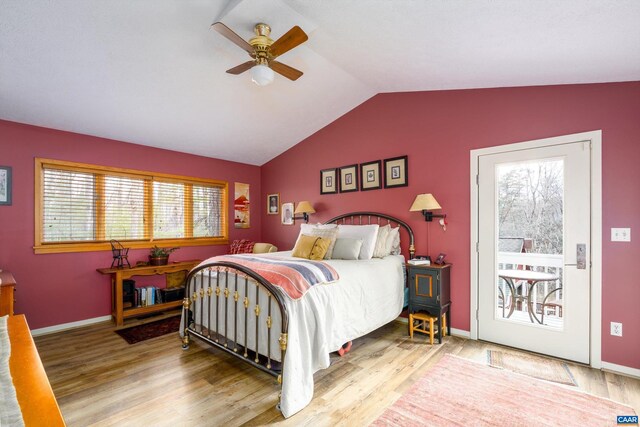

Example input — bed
[180,212,415,417]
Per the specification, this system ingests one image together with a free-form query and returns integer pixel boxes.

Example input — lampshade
[409,194,442,211]
[294,201,316,214]
[250,64,274,86]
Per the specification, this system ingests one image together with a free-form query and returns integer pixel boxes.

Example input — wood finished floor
[34,316,640,426]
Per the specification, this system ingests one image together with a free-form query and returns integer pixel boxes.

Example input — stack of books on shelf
[134,286,164,307]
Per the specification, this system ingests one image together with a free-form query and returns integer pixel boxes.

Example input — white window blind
[37,158,228,252]
[153,181,185,238]
[43,169,95,242]
[104,175,146,240]
[193,185,223,237]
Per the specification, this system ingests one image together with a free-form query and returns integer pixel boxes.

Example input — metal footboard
[181,261,289,384]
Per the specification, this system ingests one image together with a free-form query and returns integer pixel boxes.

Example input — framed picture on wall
[383,155,408,188]
[360,160,381,191]
[267,193,279,215]
[339,164,358,193]
[234,182,250,228]
[281,202,294,225]
[320,168,338,195]
[0,166,12,206]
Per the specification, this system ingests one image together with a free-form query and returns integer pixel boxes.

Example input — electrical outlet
[611,322,623,337]
[611,228,631,242]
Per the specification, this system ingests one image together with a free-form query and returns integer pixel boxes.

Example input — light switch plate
[611,228,631,242]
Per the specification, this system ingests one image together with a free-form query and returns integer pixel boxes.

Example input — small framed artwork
[384,155,408,188]
[281,202,294,225]
[0,166,12,206]
[267,193,280,215]
[434,253,447,265]
[339,164,358,193]
[360,160,381,191]
[320,168,338,195]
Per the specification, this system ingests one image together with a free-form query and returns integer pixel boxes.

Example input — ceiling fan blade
[269,26,308,58]
[211,22,254,55]
[226,61,255,75]
[270,61,303,81]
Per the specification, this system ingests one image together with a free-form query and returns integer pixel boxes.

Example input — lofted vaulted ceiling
[1,0,639,165]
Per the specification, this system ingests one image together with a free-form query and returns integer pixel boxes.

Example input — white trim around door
[470,130,602,368]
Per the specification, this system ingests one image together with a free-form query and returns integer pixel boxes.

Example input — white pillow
[387,227,401,255]
[331,238,363,260]
[313,223,338,230]
[373,224,391,258]
[336,224,380,260]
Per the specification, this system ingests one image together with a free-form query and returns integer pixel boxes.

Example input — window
[35,158,228,253]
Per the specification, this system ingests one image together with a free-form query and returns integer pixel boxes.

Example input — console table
[0,270,17,316]
[97,260,200,327]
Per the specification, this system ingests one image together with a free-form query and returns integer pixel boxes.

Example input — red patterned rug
[371,354,636,426]
[115,316,180,344]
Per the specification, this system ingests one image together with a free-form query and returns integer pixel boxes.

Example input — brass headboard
[324,211,415,259]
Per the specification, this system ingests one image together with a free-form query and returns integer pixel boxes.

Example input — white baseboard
[31,315,112,337]
[450,328,471,338]
[601,361,640,379]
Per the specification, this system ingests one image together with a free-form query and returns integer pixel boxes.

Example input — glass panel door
[496,159,564,329]
[478,141,591,363]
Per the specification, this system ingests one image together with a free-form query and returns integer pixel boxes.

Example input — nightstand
[407,263,451,344]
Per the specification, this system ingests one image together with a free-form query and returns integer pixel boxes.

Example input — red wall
[0,120,261,329]
[261,82,640,369]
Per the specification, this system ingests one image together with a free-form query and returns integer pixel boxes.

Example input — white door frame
[470,130,602,368]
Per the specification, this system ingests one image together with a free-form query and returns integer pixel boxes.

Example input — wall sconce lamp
[294,201,316,223]
[409,193,447,222]
[410,194,447,256]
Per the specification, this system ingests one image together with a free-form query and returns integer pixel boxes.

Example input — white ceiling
[1,1,639,165]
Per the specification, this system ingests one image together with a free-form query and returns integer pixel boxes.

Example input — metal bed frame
[180,211,414,407]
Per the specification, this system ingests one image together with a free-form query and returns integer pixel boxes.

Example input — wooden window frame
[34,158,228,254]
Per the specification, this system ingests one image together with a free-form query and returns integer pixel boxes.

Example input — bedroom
[0,1,639,425]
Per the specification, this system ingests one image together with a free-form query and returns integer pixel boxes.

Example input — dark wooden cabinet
[407,263,451,343]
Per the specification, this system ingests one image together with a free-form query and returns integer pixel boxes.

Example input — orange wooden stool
[409,312,447,345]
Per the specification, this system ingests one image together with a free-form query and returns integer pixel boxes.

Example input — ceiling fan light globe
[250,64,274,86]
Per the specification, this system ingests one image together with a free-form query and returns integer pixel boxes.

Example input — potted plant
[148,246,179,266]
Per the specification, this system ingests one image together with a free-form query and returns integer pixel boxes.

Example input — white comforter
[182,252,405,418]
[275,251,405,417]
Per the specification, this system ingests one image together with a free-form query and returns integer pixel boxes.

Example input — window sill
[34,238,229,254]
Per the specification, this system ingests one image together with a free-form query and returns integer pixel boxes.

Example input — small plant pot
[149,256,169,266]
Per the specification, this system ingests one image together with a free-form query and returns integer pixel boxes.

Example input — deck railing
[497,252,563,316]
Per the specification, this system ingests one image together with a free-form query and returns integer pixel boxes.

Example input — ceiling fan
[211,22,308,86]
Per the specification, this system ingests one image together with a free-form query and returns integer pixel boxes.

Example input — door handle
[564,243,586,269]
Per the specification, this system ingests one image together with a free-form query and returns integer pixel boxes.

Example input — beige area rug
[371,354,636,426]
[487,349,578,386]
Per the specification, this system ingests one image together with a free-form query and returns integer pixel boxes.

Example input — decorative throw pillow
[291,235,331,260]
[230,239,255,254]
[372,224,391,258]
[331,238,363,260]
[336,224,379,260]
[308,237,331,260]
[294,224,338,259]
[295,223,337,244]
[307,227,338,259]
[387,227,401,255]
